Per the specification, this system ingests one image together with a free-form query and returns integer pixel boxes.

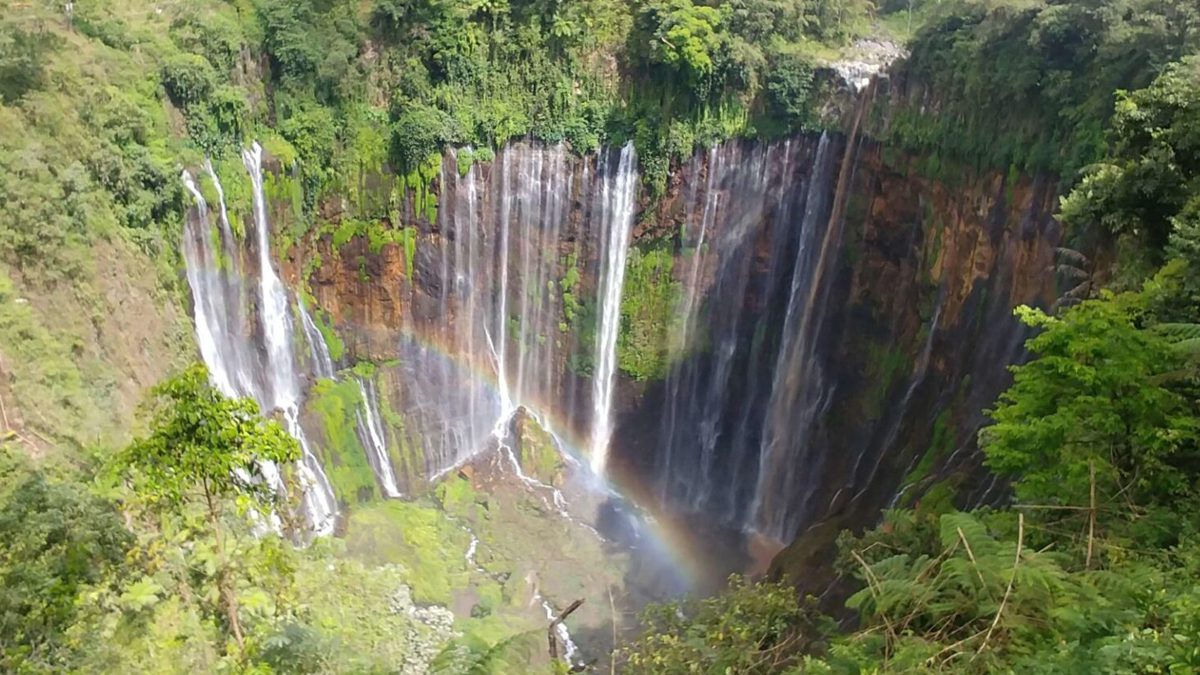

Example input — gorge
[3,0,1196,670]
[178,70,1060,601]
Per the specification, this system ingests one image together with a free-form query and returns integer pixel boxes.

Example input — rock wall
[278,113,1059,572]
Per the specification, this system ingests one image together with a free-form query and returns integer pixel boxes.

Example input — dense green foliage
[618,246,682,380]
[0,450,130,671]
[0,367,495,673]
[1062,57,1200,265]
[619,576,828,672]
[889,0,1198,177]
[3,0,1200,671]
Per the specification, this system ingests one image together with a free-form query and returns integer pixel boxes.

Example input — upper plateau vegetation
[1,0,1199,672]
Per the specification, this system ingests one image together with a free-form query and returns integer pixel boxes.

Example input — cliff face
[274,102,1060,572]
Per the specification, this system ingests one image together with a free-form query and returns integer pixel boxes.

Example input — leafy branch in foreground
[118,363,299,653]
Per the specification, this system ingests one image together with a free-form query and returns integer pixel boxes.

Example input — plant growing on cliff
[617,247,681,381]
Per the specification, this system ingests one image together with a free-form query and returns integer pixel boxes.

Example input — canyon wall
[188,77,1060,574]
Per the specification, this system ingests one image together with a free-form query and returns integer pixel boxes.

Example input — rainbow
[346,318,734,591]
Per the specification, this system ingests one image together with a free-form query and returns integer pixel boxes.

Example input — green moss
[402,153,441,224]
[559,248,582,325]
[897,410,957,506]
[472,580,504,616]
[342,500,470,606]
[311,308,345,362]
[371,374,424,488]
[400,227,417,279]
[260,132,299,168]
[212,156,252,239]
[617,246,680,381]
[515,417,564,486]
[435,475,476,514]
[915,479,957,518]
[263,170,306,249]
[308,378,375,504]
[863,344,908,421]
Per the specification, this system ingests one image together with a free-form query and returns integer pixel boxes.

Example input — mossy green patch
[617,246,681,381]
[342,500,470,606]
[400,226,417,279]
[515,417,564,486]
[897,410,957,507]
[309,378,375,504]
[435,475,477,514]
[402,153,441,224]
[863,344,908,421]
[310,307,345,363]
[559,248,582,325]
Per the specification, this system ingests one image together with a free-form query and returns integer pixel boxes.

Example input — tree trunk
[204,480,245,651]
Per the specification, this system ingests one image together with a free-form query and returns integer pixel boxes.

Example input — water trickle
[356,377,402,498]
[298,301,335,380]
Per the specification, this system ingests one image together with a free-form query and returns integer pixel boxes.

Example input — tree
[0,449,130,671]
[636,0,727,94]
[982,288,1200,547]
[1060,57,1200,261]
[119,364,300,652]
[0,20,56,103]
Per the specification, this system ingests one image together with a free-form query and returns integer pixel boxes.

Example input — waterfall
[243,143,339,535]
[388,142,640,482]
[588,143,637,477]
[180,131,888,544]
[356,377,402,498]
[298,301,335,379]
[650,139,809,523]
[180,146,338,536]
[750,133,837,539]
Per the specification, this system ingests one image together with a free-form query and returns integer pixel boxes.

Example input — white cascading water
[241,142,339,535]
[356,377,402,498]
[588,143,638,477]
[393,142,637,484]
[298,300,335,379]
[180,146,338,536]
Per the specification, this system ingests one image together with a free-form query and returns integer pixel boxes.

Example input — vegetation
[618,246,681,380]
[119,364,301,651]
[309,377,378,504]
[886,0,1199,177]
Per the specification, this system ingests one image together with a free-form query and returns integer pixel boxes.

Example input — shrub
[389,104,458,171]
[160,53,216,108]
